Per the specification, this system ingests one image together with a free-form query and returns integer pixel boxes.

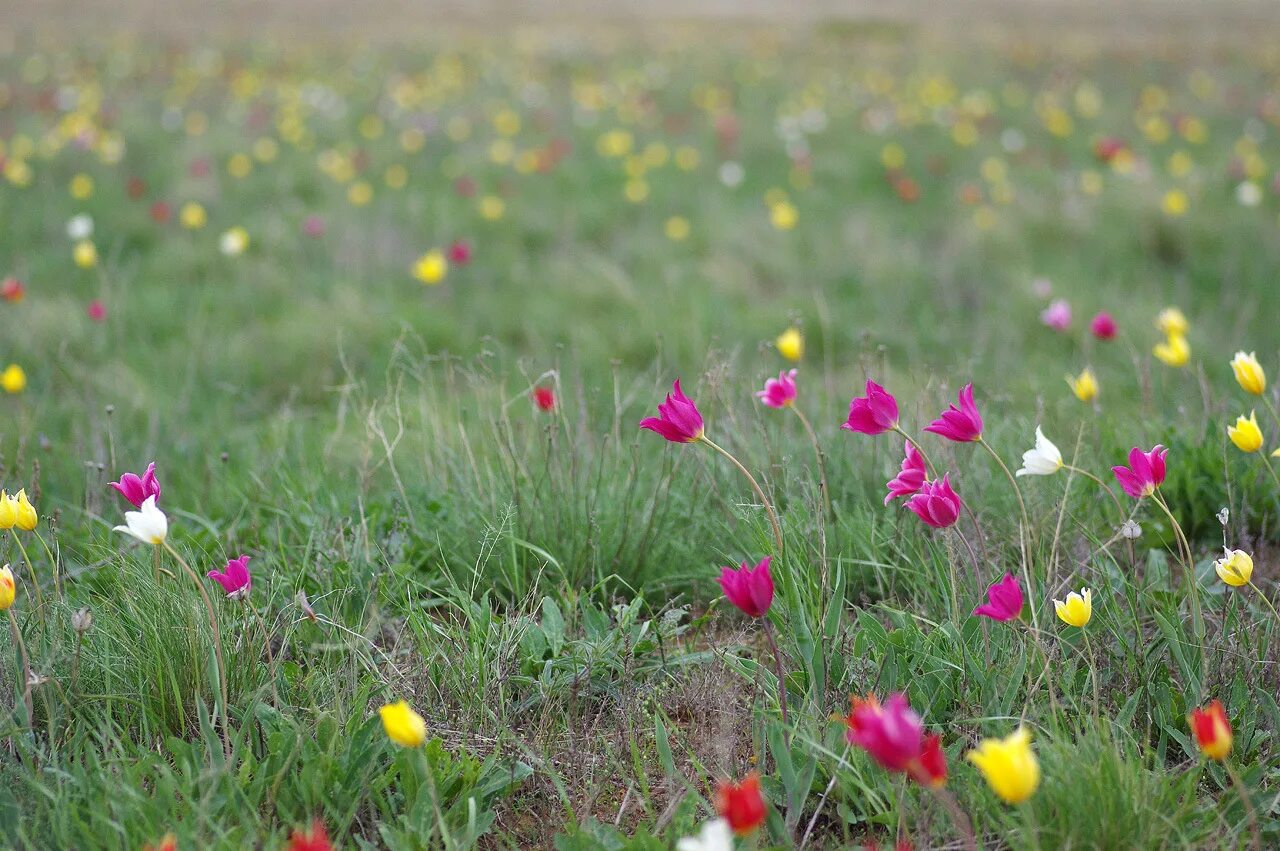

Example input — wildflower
[179,201,207,230]
[1053,588,1093,627]
[715,774,766,836]
[1112,445,1168,498]
[1230,352,1266,396]
[1188,700,1232,761]
[845,693,947,787]
[207,555,252,600]
[925,384,983,443]
[2,364,27,393]
[412,249,448,285]
[885,442,927,505]
[0,492,15,528]
[775,327,803,361]
[219,227,249,257]
[1066,368,1099,402]
[1040,299,1071,331]
[718,556,774,618]
[71,607,93,633]
[905,475,963,529]
[1,277,24,303]
[973,573,1023,622]
[842,380,900,435]
[87,300,106,321]
[143,834,177,851]
[67,214,94,240]
[303,215,326,237]
[967,727,1040,804]
[755,369,797,409]
[639,379,705,443]
[113,495,168,545]
[769,200,798,230]
[287,820,334,851]
[447,239,473,265]
[1121,520,1142,539]
[0,565,14,610]
[1214,549,1253,587]
[379,699,427,747]
[1227,412,1264,453]
[532,386,556,411]
[110,462,162,507]
[73,240,98,268]
[1153,333,1190,367]
[675,819,733,851]
[1016,427,1063,476]
[1155,307,1188,337]
[13,489,36,531]
[1090,312,1118,340]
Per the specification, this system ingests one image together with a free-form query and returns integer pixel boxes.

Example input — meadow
[2,14,1280,849]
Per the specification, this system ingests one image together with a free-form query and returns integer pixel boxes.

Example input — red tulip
[715,773,766,836]
[288,820,334,851]
[1188,700,1232,761]
[1,276,25,303]
[532,386,556,411]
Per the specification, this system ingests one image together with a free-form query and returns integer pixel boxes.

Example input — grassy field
[2,12,1280,849]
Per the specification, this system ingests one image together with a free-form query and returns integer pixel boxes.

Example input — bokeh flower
[532,386,556,411]
[1153,333,1190,367]
[715,773,766,836]
[675,819,732,851]
[1040,299,1071,331]
[755,369,797,409]
[845,693,947,787]
[1089,312,1118,340]
[287,820,334,851]
[1066,368,1099,402]
[2,364,27,394]
[775,327,803,361]
[967,727,1040,804]
[1155,307,1189,337]
[412,249,448,285]
[1189,700,1232,761]
[379,699,427,747]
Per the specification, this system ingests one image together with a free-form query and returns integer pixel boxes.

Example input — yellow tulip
[379,699,427,747]
[775,327,804,362]
[0,492,15,529]
[1155,307,1188,337]
[1230,351,1266,396]
[1,364,26,394]
[0,565,13,611]
[769,201,798,231]
[1214,549,1253,587]
[967,727,1040,804]
[1054,588,1092,627]
[1153,333,1190,367]
[73,240,98,269]
[1066,368,1099,402]
[412,250,447,285]
[13,489,36,531]
[179,202,207,230]
[1227,411,1264,453]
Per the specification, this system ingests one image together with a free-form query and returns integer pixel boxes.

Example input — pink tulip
[842,380,899,435]
[885,442,926,505]
[973,573,1023,621]
[905,474,963,528]
[87,299,106,322]
[845,693,922,772]
[109,462,161,508]
[207,554,251,600]
[640,379,706,443]
[717,556,774,617]
[447,239,473,265]
[1089,311,1117,340]
[1112,445,1168,499]
[303,215,326,238]
[1040,299,1071,331]
[924,384,983,443]
[755,369,797,409]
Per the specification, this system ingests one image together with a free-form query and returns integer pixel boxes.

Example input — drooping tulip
[1016,427,1063,477]
[842,380,899,435]
[885,442,927,505]
[755,369,797,409]
[1214,549,1253,587]
[1111,445,1167,499]
[715,773,766,836]
[718,556,774,618]
[905,475,963,528]
[207,555,252,600]
[1230,351,1266,396]
[379,700,427,747]
[973,573,1023,622]
[967,727,1040,804]
[112,495,168,545]
[109,462,162,508]
[1188,700,1232,761]
[924,384,983,443]
[639,379,705,443]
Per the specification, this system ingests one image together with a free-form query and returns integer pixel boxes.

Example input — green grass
[1,20,1280,850]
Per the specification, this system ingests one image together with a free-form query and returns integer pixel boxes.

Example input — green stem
[32,531,61,598]
[893,424,936,479]
[791,406,832,519]
[11,536,45,631]
[701,436,785,554]
[162,542,230,755]
[1082,629,1100,719]
[763,618,790,743]
[1153,493,1205,694]
[1259,452,1280,490]
[980,437,1037,633]
[1247,581,1280,621]
[1224,759,1262,851]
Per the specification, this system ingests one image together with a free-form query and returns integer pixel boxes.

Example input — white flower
[1121,520,1142,539]
[1236,181,1262,207]
[1016,426,1063,477]
[219,227,249,257]
[67,214,94,240]
[718,161,744,188]
[676,818,733,851]
[113,495,168,545]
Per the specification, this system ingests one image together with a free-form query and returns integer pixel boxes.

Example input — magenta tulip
[924,384,984,443]
[755,369,798,409]
[207,555,252,600]
[973,573,1023,621]
[109,462,162,508]
[1089,312,1118,340]
[905,474,963,528]
[718,556,774,618]
[842,380,900,435]
[885,442,926,505]
[1112,445,1168,499]
[640,379,706,443]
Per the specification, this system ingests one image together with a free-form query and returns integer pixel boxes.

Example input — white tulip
[1016,426,1063,477]
[676,819,733,851]
[66,214,94,240]
[113,495,168,545]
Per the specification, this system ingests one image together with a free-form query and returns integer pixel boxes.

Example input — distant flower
[379,699,427,747]
[1214,549,1253,587]
[447,239,473,265]
[1089,312,1118,340]
[1230,351,1266,396]
[842,380,899,435]
[1112,445,1167,498]
[885,441,927,505]
[142,834,177,851]
[718,556,774,618]
[715,773,766,837]
[1153,333,1190,367]
[412,249,448,285]
[925,383,983,443]
[1155,307,1189,338]
[967,727,1040,804]
[973,573,1023,622]
[639,379,705,443]
[113,495,168,545]
[1016,427,1063,476]
[1227,412,1264,453]
[1188,700,1232,761]
[2,364,27,394]
[532,386,556,411]
[775,327,803,361]
[1031,277,1052,299]
[303,215,326,237]
[66,213,94,240]
[87,299,106,322]
[1040,299,1071,331]
[769,200,798,231]
[179,201,207,230]
[845,693,947,787]
[73,240,98,269]
[110,462,161,507]
[1053,588,1092,627]
[0,565,14,611]
[1066,368,1099,402]
[755,369,797,409]
[150,201,173,223]
[675,818,733,851]
[287,820,334,851]
[219,226,249,257]
[905,475,963,528]
[0,277,24,303]
[207,555,252,600]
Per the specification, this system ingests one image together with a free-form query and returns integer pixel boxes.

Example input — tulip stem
[763,618,790,744]
[1261,394,1280,436]
[152,545,163,585]
[32,531,61,598]
[791,407,832,519]
[1063,465,1126,520]
[1259,452,1280,491]
[10,536,46,632]
[1224,759,1262,851]
[1082,630,1100,718]
[162,542,230,756]
[1246,581,1280,621]
[7,608,33,735]
[979,438,1037,633]
[1152,493,1205,641]
[931,786,978,851]
[893,425,936,479]
[701,437,785,554]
